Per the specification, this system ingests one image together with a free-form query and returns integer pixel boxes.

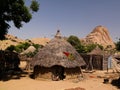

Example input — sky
[9,0,120,41]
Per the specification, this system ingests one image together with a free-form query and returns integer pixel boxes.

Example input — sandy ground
[0,63,119,90]
[0,71,119,90]
[0,78,117,90]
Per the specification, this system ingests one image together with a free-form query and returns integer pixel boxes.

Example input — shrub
[67,35,103,53]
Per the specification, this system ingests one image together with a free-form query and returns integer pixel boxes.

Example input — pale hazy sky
[9,0,120,41]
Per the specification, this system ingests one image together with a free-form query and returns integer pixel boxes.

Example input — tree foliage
[116,38,120,51]
[6,42,31,53]
[67,35,81,48]
[67,35,84,53]
[67,35,103,53]
[84,44,103,53]
[30,0,39,12]
[6,42,42,55]
[0,0,39,40]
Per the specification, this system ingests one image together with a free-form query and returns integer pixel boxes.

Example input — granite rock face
[81,26,115,49]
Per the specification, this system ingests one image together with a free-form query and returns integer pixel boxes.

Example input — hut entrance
[51,65,65,81]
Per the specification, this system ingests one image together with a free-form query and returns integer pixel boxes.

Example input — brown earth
[0,65,118,90]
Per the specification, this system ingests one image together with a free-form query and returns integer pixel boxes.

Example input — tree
[67,35,104,53]
[67,35,84,53]
[67,35,81,48]
[0,0,39,40]
[30,0,39,12]
[6,42,31,53]
[116,38,120,51]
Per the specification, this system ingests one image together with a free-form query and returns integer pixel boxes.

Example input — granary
[87,46,104,70]
[31,30,86,80]
[81,46,109,70]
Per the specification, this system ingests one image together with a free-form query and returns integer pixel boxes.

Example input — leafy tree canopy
[6,42,42,57]
[67,35,81,47]
[67,35,84,53]
[0,0,39,40]
[116,38,120,51]
[67,35,103,53]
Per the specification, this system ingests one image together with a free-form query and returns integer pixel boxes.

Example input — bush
[6,42,31,53]
[6,45,15,51]
[67,35,81,47]
[116,38,120,51]
[67,35,103,53]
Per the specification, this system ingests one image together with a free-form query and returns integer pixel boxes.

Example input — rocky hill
[81,25,115,49]
[0,26,115,50]
[0,34,25,50]
[30,38,50,46]
[0,34,50,50]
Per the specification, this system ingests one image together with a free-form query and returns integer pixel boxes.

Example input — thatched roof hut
[21,46,36,54]
[88,46,103,55]
[81,46,109,70]
[31,30,86,80]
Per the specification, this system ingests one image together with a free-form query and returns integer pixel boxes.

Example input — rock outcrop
[81,25,115,49]
[0,26,115,50]
[0,34,51,50]
[0,34,25,50]
[30,38,50,46]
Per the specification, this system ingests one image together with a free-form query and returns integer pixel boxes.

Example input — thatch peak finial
[55,30,62,38]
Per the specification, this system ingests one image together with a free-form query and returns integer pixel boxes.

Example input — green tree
[86,44,97,52]
[67,35,81,48]
[67,35,104,53]
[6,42,31,53]
[0,0,39,40]
[67,35,85,53]
[116,38,120,51]
[32,44,43,50]
[76,45,86,53]
[30,0,39,12]
[6,45,15,51]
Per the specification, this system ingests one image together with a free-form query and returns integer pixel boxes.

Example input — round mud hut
[31,30,86,80]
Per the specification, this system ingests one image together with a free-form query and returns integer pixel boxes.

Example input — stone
[81,25,115,49]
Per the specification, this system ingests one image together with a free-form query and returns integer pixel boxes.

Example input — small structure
[81,46,109,70]
[87,46,104,70]
[31,30,86,80]
[21,46,36,54]
[0,50,21,80]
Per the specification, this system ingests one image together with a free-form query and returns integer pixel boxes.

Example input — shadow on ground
[111,77,120,89]
[0,68,31,81]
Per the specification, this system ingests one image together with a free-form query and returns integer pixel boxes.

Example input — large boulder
[81,25,115,49]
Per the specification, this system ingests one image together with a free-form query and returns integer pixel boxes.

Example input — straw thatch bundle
[21,46,36,54]
[31,37,85,68]
[81,46,109,70]
[31,31,86,80]
[89,46,103,55]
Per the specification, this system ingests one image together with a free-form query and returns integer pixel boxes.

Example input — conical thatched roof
[21,46,36,54]
[89,46,103,55]
[31,31,85,68]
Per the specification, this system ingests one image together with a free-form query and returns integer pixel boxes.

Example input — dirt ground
[0,62,120,90]
[0,69,119,90]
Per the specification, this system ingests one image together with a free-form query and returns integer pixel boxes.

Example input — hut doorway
[51,65,65,81]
